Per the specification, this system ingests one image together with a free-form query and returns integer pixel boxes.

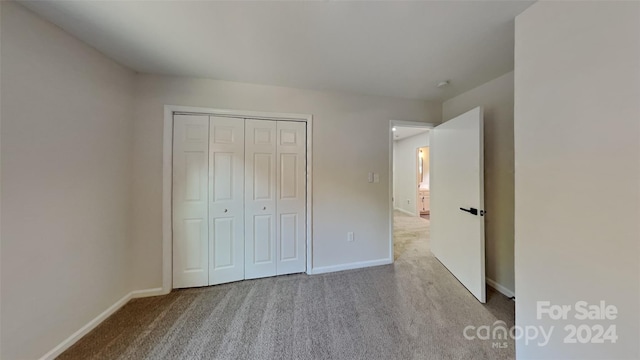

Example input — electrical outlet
[347,232,354,242]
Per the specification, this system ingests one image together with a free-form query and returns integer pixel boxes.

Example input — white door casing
[276,121,307,275]
[173,114,210,288]
[209,116,245,285]
[244,119,278,279]
[430,107,486,303]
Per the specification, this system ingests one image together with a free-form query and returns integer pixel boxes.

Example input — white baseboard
[310,258,393,275]
[131,287,165,298]
[394,207,416,216]
[39,287,164,360]
[486,278,515,299]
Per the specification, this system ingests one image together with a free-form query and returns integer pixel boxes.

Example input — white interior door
[173,114,209,288]
[245,119,277,279]
[430,107,486,303]
[209,116,245,285]
[276,121,306,275]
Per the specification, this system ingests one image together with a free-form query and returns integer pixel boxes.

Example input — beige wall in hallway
[393,132,430,215]
[442,71,515,295]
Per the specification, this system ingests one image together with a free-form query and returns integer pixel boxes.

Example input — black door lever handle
[459,207,478,216]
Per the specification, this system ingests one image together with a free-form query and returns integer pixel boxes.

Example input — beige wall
[393,132,429,215]
[0,2,135,359]
[515,2,639,358]
[0,2,3,357]
[131,74,441,289]
[0,2,3,358]
[442,71,514,295]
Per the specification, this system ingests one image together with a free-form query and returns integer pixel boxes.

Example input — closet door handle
[262,206,267,210]
[224,209,228,213]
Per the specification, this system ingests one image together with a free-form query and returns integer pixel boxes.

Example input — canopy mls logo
[463,300,619,348]
[463,320,553,347]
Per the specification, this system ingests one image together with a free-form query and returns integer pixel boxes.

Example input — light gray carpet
[58,211,514,359]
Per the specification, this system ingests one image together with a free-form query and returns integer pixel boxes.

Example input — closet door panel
[252,214,273,263]
[276,121,307,275]
[173,114,209,288]
[209,116,245,285]
[245,119,277,279]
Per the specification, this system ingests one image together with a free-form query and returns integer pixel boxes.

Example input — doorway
[390,122,434,260]
[391,110,513,307]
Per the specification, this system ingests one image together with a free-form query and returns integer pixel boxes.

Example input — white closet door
[276,121,307,275]
[209,116,245,285]
[173,114,209,288]
[244,119,277,279]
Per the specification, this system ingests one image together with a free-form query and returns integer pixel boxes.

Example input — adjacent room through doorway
[418,146,430,220]
[391,125,431,260]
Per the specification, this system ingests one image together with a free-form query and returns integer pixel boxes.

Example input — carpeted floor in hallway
[58,211,515,359]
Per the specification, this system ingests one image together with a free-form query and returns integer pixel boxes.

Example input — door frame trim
[388,120,436,262]
[163,105,313,293]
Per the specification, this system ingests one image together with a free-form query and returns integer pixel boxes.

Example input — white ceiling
[393,127,429,141]
[19,0,533,101]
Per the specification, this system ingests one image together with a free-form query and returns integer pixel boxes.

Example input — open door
[430,107,485,303]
